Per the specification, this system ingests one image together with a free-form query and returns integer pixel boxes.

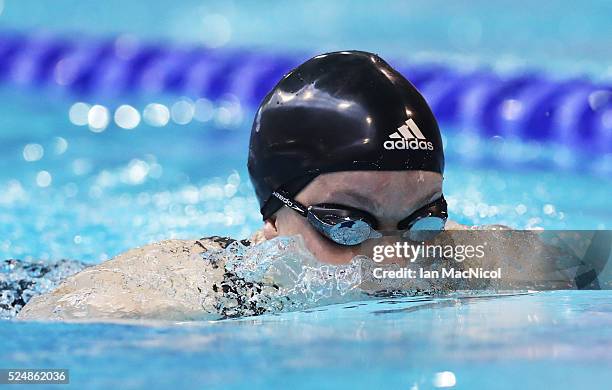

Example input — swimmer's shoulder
[444,220,511,230]
[17,229,267,321]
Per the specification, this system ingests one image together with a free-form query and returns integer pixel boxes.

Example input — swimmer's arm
[16,238,231,321]
[456,227,601,289]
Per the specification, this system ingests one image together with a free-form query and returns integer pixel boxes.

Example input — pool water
[1,1,611,387]
[2,291,612,389]
[1,79,610,387]
[1,87,610,263]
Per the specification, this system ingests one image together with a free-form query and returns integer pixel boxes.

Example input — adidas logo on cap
[383,118,434,151]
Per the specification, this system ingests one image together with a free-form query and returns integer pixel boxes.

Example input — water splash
[203,235,365,315]
[1,258,86,319]
[202,235,479,318]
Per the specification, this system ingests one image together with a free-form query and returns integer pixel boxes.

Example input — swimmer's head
[248,51,445,263]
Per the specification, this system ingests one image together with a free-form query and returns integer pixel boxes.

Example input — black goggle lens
[401,216,446,242]
[307,205,375,246]
[308,198,447,246]
[327,219,373,246]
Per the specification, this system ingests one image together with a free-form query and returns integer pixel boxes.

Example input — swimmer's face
[263,170,443,264]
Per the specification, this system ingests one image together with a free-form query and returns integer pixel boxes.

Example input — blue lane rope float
[0,31,610,153]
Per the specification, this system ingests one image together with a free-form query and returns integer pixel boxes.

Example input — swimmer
[17,51,602,321]
[248,50,446,265]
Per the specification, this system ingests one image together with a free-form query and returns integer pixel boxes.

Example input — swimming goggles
[271,190,448,246]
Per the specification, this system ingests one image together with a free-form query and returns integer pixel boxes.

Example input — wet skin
[263,170,443,264]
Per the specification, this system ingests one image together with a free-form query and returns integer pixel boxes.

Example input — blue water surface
[0,87,610,262]
[2,291,612,389]
[1,1,612,388]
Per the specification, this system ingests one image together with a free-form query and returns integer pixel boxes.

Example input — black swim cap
[248,50,444,220]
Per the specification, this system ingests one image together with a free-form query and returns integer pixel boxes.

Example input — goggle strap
[271,190,308,217]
